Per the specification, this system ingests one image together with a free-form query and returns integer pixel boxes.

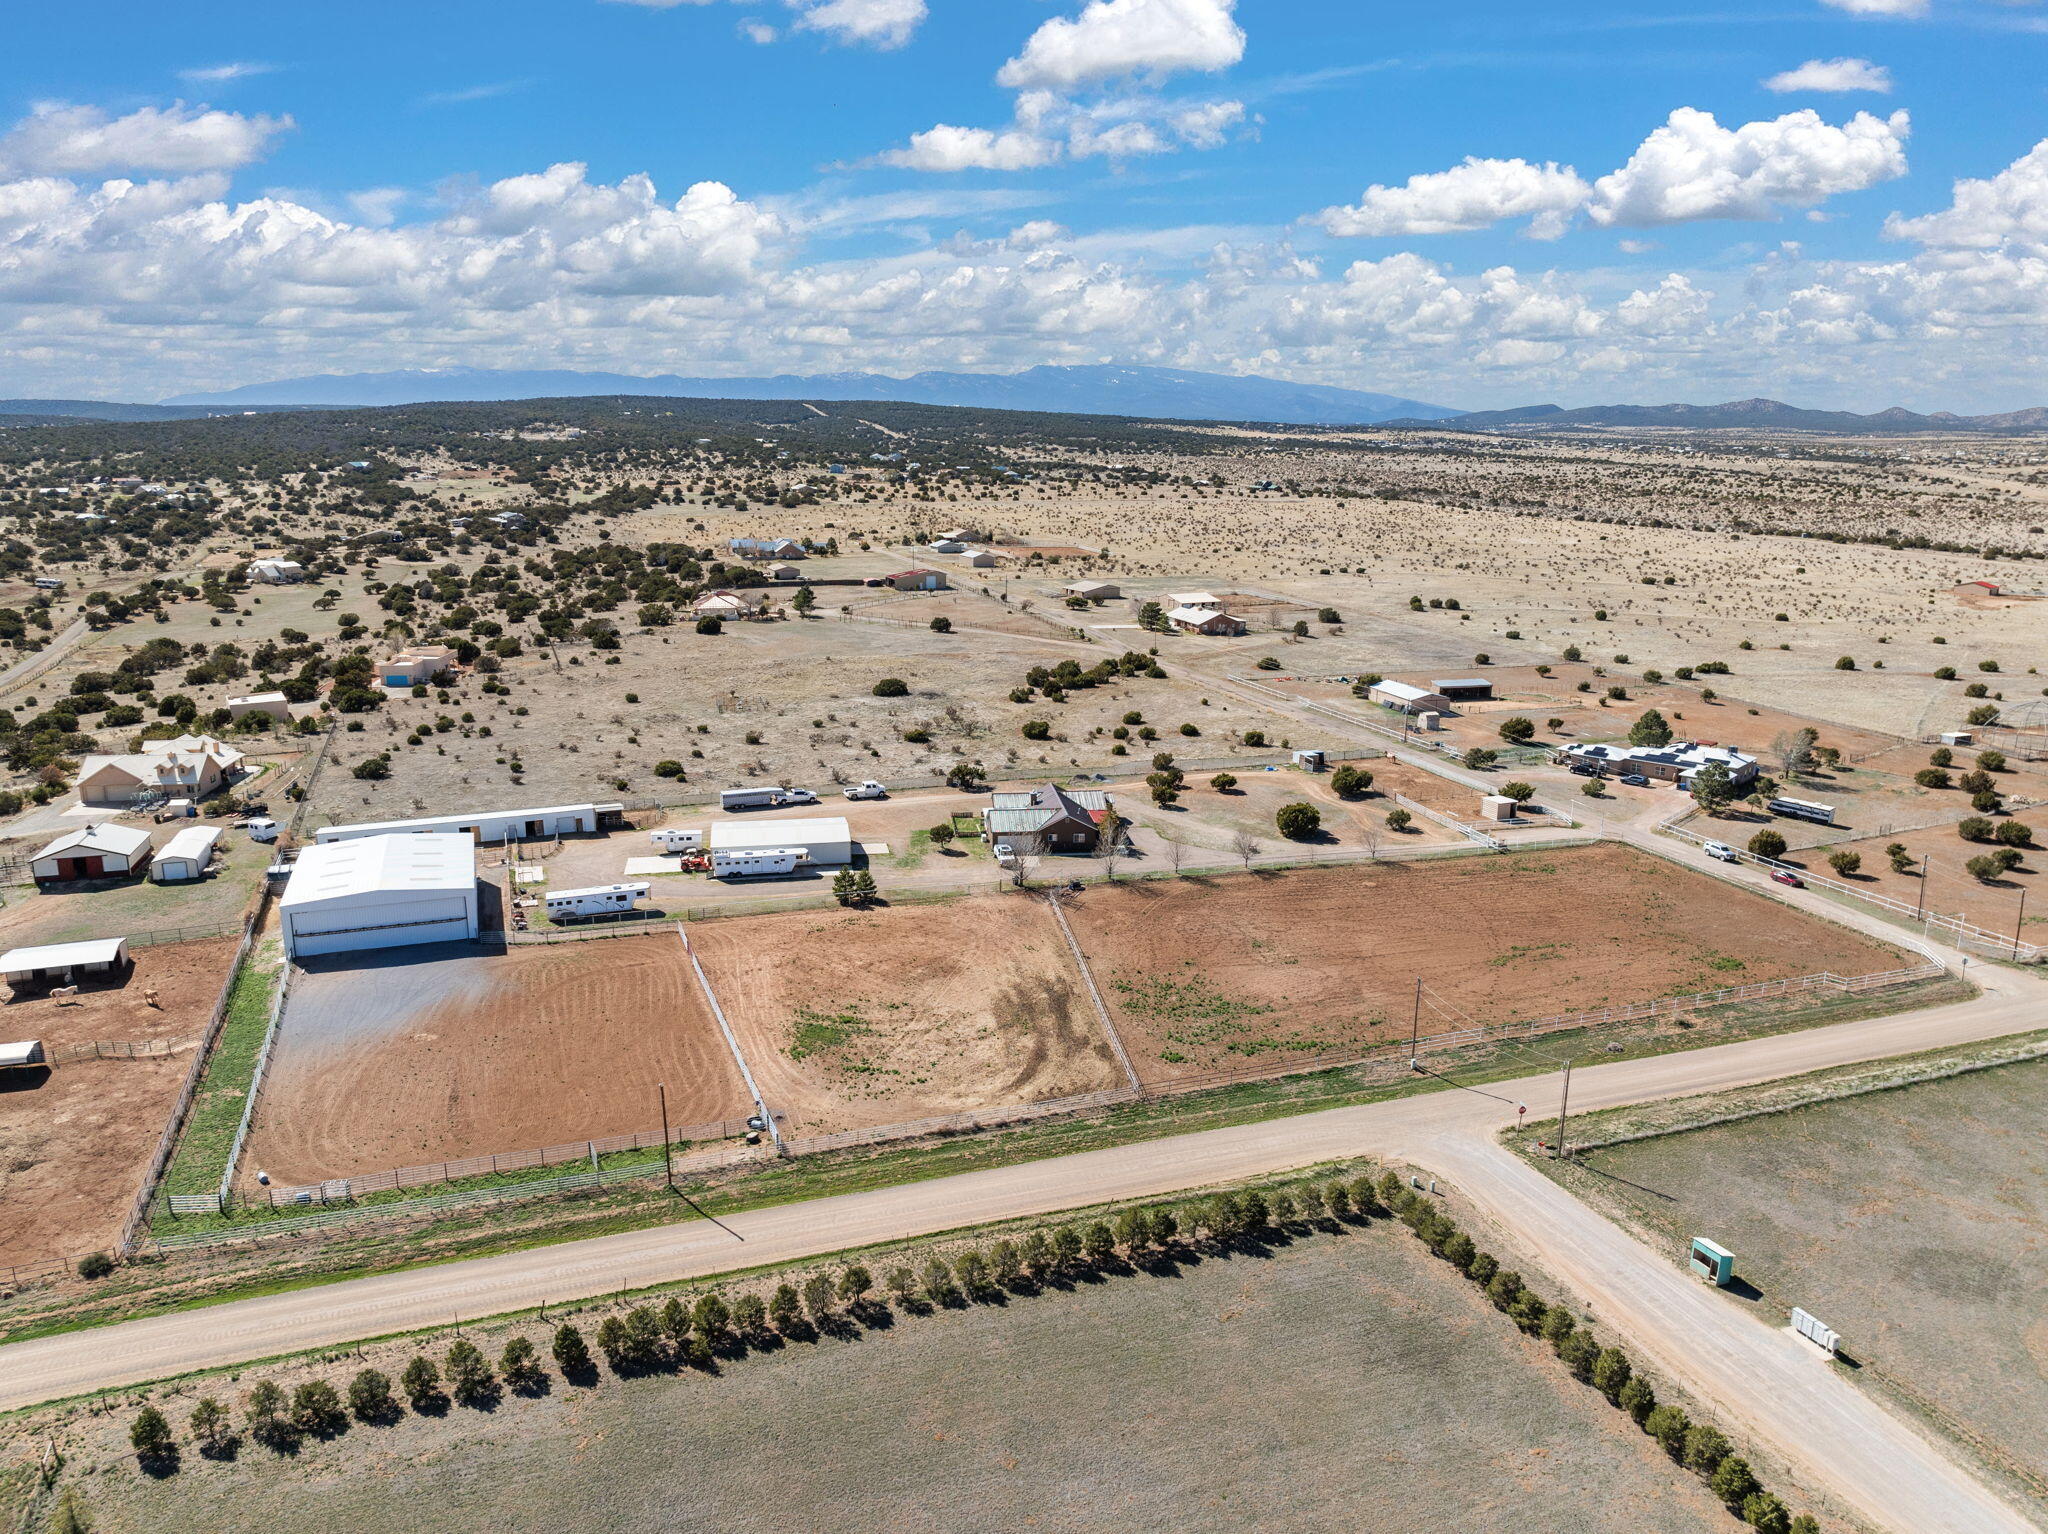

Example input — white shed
[708,815,853,866]
[226,691,292,723]
[0,938,130,992]
[281,833,480,960]
[0,1040,47,1071]
[151,824,224,883]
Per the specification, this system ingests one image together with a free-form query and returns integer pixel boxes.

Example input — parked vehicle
[1771,870,1804,888]
[719,786,817,811]
[844,781,888,800]
[993,842,1018,866]
[1567,764,1598,777]
[1619,773,1649,787]
[1703,841,1738,862]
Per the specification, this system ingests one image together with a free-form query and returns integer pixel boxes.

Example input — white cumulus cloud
[1316,157,1592,240]
[878,124,1063,173]
[0,102,292,177]
[997,0,1245,92]
[1763,57,1893,93]
[788,0,926,49]
[1885,138,2048,249]
[1588,107,1909,227]
[1819,0,1928,15]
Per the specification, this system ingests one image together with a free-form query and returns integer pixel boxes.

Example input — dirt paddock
[0,936,239,1269]
[1061,844,1904,1084]
[687,893,1120,1135]
[241,937,752,1186]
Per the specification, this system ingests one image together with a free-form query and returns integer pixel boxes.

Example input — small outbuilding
[151,824,224,883]
[1367,680,1452,715]
[1168,591,1223,610]
[1432,678,1495,701]
[30,823,153,883]
[1063,581,1121,602]
[0,1040,47,1072]
[281,833,480,960]
[226,691,293,723]
[885,568,948,592]
[0,938,130,992]
[1480,794,1518,822]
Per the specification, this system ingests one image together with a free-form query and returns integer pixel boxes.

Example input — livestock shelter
[1367,680,1452,715]
[1432,678,1495,701]
[0,1040,47,1071]
[150,824,223,883]
[0,938,130,993]
[314,802,624,845]
[281,833,481,959]
[707,815,854,866]
[30,823,153,882]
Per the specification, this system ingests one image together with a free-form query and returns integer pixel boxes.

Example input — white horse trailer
[543,882,650,920]
[710,846,805,879]
[649,827,704,851]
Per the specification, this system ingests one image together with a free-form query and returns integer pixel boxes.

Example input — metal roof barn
[707,815,853,865]
[0,938,129,988]
[281,833,480,960]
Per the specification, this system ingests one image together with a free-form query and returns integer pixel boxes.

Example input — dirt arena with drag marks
[241,937,751,1186]
[0,937,238,1267]
[686,894,1120,1136]
[1060,844,1905,1084]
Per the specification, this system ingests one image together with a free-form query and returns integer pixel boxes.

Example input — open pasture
[687,893,1120,1135]
[240,936,751,1187]
[1061,844,1905,1083]
[0,936,237,1268]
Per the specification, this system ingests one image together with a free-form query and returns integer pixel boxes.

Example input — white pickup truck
[843,780,888,800]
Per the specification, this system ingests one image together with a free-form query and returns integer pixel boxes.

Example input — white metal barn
[707,815,853,866]
[313,802,622,845]
[150,824,223,883]
[280,833,480,960]
[543,882,649,919]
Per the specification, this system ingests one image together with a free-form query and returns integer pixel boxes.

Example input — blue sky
[2,0,2045,409]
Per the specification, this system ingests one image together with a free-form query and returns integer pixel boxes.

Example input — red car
[1770,870,1803,888]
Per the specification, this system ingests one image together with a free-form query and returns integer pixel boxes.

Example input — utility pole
[658,1081,674,1189]
[1409,977,1422,1066]
[2015,887,2028,962]
[1553,1058,1575,1161]
[1916,858,1930,921]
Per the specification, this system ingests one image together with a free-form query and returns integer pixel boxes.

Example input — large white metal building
[281,833,480,959]
[707,815,854,866]
[313,802,623,846]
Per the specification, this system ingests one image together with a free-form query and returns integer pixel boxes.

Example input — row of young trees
[126,1176,1396,1479]
[119,1163,1823,1532]
[1381,1174,1822,1534]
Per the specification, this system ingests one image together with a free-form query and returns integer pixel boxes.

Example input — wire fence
[42,1039,177,1063]
[216,958,294,1204]
[253,1118,759,1208]
[113,894,267,1254]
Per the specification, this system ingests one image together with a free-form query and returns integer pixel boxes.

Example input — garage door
[287,898,475,958]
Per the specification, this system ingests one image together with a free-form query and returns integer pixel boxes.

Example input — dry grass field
[1061,845,1904,1083]
[687,893,1120,1135]
[1567,1055,2048,1518]
[241,937,752,1186]
[0,936,237,1267]
[43,1219,1734,1534]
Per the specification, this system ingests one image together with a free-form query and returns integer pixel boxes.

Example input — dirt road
[1,957,2040,1533]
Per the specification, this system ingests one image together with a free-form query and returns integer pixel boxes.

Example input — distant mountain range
[0,398,280,423]
[158,364,1462,426]
[1410,397,2048,435]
